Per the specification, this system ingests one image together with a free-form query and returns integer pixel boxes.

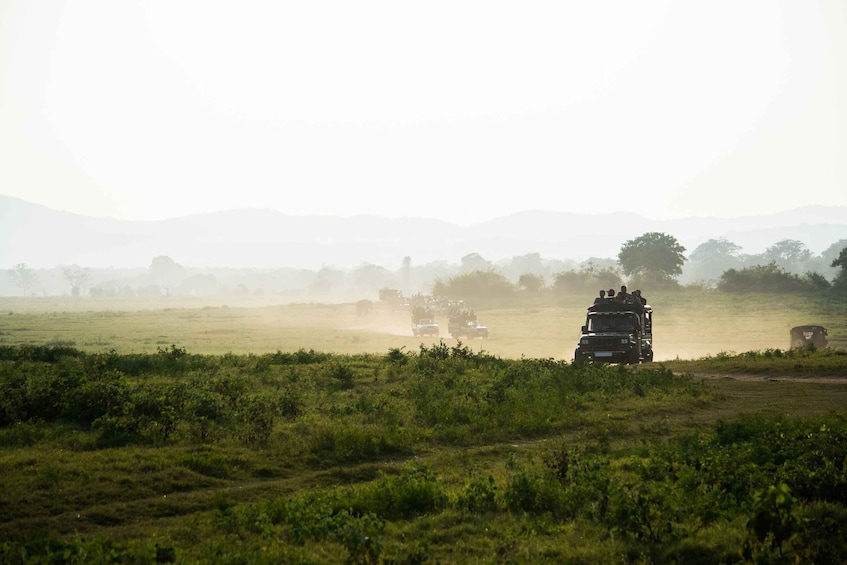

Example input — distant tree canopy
[460,253,493,272]
[822,239,847,268]
[509,253,544,276]
[7,263,38,296]
[61,265,92,297]
[149,256,185,296]
[553,263,623,294]
[617,232,686,286]
[432,270,515,300]
[717,263,827,293]
[517,273,545,293]
[761,239,813,271]
[351,263,394,291]
[831,246,847,291]
[684,238,744,286]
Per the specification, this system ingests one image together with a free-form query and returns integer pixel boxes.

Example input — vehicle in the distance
[449,319,489,339]
[411,306,439,337]
[574,299,652,365]
[447,308,488,339]
[790,325,828,349]
[412,317,440,337]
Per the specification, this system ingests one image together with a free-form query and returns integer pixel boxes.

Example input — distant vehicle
[411,306,439,337]
[790,325,828,349]
[450,319,489,339]
[447,308,488,339]
[412,317,440,337]
[379,288,402,302]
[379,287,405,310]
[574,299,653,365]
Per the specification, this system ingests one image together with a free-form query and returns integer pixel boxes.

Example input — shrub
[718,263,821,293]
[553,264,623,293]
[326,362,355,390]
[350,461,448,520]
[239,394,277,445]
[455,475,499,513]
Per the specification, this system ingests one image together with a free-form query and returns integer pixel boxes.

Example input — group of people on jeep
[594,285,646,306]
[447,307,477,325]
[411,305,435,321]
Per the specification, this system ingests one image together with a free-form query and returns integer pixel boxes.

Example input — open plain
[1,289,845,361]
[1,289,846,563]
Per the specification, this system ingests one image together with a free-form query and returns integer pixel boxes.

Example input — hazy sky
[2,1,845,225]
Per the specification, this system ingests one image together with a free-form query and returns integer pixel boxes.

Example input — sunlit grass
[2,289,844,360]
[661,346,847,377]
[1,291,847,562]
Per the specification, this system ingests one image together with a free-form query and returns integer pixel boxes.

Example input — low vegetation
[1,343,846,563]
[661,346,847,377]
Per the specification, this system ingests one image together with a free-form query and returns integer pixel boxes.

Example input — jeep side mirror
[581,325,587,333]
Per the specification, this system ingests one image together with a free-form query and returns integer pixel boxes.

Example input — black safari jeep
[574,300,653,365]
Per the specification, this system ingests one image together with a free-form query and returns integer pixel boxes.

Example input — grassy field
[1,290,846,563]
[1,289,845,361]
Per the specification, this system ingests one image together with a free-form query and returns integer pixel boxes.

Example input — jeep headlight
[580,338,589,345]
[620,338,629,344]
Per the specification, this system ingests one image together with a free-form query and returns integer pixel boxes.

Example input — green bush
[718,263,823,293]
[455,475,498,513]
[350,461,448,520]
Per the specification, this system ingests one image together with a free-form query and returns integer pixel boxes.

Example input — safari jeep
[412,318,440,337]
[574,300,653,365]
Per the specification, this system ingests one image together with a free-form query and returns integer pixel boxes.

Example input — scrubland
[1,290,846,563]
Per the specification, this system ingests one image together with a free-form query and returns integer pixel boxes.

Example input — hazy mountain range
[2,195,847,270]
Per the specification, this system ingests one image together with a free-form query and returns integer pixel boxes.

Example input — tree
[61,265,92,297]
[762,239,812,273]
[506,253,544,280]
[309,267,345,296]
[718,263,820,293]
[553,262,623,293]
[432,270,515,300]
[460,253,493,272]
[818,239,847,279]
[831,246,847,291]
[149,256,186,296]
[684,238,743,287]
[617,232,686,286]
[351,263,393,292]
[7,263,38,296]
[518,273,545,293]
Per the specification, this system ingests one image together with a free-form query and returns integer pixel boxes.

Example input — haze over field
[2,1,846,226]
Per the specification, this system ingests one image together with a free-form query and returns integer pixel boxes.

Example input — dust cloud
[339,297,818,362]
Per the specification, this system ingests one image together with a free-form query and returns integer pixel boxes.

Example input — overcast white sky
[1,1,845,225]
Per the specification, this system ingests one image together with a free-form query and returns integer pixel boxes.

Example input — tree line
[5,235,847,299]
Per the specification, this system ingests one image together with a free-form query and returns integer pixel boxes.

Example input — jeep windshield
[587,314,637,333]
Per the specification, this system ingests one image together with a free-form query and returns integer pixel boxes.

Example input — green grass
[2,288,845,360]
[662,346,847,377]
[1,291,846,563]
[1,342,846,563]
